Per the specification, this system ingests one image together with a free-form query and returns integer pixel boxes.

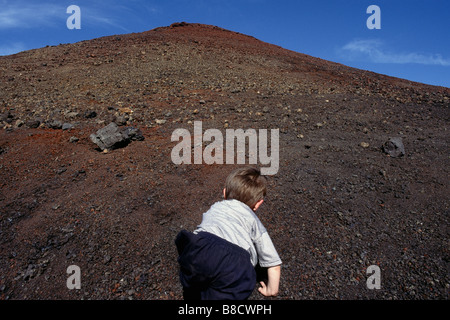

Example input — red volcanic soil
[0,23,449,300]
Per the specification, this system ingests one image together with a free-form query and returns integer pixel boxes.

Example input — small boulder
[69,136,79,143]
[62,123,74,130]
[26,119,41,128]
[84,111,97,119]
[90,122,144,151]
[47,120,63,129]
[382,137,405,157]
[122,126,145,141]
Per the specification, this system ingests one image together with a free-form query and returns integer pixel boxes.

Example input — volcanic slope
[0,23,449,300]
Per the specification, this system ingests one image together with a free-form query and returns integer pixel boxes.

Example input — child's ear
[253,199,264,211]
[223,188,227,199]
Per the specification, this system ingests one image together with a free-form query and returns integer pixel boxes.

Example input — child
[175,167,282,300]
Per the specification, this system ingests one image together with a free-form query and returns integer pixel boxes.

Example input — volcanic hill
[0,22,449,300]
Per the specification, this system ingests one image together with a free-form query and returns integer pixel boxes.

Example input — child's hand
[257,265,281,296]
[258,281,277,297]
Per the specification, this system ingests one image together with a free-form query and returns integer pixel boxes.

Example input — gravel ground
[0,23,448,300]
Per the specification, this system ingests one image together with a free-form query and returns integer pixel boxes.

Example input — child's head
[223,167,267,210]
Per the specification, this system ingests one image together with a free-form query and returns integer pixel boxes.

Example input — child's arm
[258,265,281,297]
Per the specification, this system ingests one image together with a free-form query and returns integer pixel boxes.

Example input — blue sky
[1,0,449,88]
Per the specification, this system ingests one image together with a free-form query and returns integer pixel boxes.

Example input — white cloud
[0,2,63,29]
[341,39,450,66]
[0,1,131,31]
[83,9,129,32]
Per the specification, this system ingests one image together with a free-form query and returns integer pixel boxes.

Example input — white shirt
[194,199,282,267]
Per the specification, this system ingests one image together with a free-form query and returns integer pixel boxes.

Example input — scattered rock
[122,126,145,141]
[382,137,405,157]
[90,123,125,150]
[26,119,41,128]
[89,122,144,151]
[62,123,74,130]
[115,115,128,126]
[170,21,189,28]
[66,111,79,119]
[22,264,37,281]
[119,107,133,114]
[69,136,79,143]
[47,120,63,129]
[14,120,24,128]
[0,112,14,123]
[84,111,97,119]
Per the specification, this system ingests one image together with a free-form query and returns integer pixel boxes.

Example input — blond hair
[224,167,267,208]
